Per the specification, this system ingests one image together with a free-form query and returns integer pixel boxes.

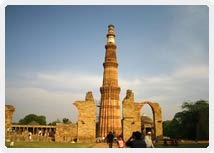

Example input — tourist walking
[28,132,32,141]
[145,132,154,148]
[126,131,146,148]
[106,131,114,148]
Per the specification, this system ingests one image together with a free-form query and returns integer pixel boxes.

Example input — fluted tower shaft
[98,25,122,137]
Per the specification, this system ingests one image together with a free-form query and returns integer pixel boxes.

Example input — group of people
[106,131,154,148]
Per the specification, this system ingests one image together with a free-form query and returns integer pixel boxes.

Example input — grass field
[5,141,95,148]
[5,141,209,148]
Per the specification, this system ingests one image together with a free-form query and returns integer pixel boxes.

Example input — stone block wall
[5,105,15,131]
[149,102,163,138]
[122,90,144,141]
[122,90,163,141]
[5,105,15,140]
[55,123,77,142]
[73,91,96,142]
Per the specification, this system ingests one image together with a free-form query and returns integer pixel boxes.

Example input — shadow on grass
[154,143,209,148]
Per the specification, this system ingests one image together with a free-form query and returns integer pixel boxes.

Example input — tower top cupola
[107,24,115,43]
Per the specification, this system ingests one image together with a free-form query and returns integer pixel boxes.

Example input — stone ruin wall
[122,90,142,141]
[5,105,15,132]
[55,123,77,142]
[5,105,15,141]
[5,89,162,143]
[122,89,163,142]
[73,91,96,142]
[5,105,78,143]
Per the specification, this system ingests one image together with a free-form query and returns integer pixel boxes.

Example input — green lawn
[5,141,209,148]
[5,141,95,148]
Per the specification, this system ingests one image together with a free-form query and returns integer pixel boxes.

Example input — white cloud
[35,72,102,92]
[6,87,79,123]
[122,64,208,91]
[6,63,208,123]
[173,65,208,79]
[6,71,103,123]
[119,64,208,120]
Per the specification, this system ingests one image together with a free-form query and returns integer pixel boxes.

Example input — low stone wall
[55,123,77,142]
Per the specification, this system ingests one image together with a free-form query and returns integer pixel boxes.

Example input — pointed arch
[122,90,163,141]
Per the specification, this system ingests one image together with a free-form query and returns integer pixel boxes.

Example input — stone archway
[122,90,163,141]
[140,101,162,139]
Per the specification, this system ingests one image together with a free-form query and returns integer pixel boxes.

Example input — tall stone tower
[98,24,122,137]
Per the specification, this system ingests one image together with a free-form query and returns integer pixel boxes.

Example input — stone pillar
[98,24,122,137]
[5,105,15,136]
[73,91,96,142]
[151,103,163,138]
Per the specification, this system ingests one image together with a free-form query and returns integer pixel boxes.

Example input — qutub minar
[5,24,162,143]
[98,24,122,137]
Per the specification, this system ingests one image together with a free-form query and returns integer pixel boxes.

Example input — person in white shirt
[144,132,154,148]
[28,132,32,141]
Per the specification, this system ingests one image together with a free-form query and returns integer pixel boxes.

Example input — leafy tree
[163,100,209,140]
[179,100,209,140]
[19,114,46,125]
[62,118,71,124]
[163,119,182,139]
[48,118,72,125]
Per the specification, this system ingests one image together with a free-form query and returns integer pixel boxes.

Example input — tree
[163,119,182,139]
[174,100,209,140]
[62,118,71,124]
[19,114,46,125]
[48,118,72,125]
[163,100,209,140]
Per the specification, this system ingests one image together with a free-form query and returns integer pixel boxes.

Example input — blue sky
[5,5,209,123]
